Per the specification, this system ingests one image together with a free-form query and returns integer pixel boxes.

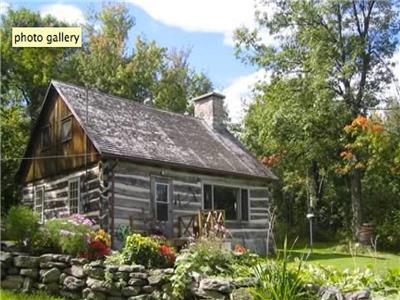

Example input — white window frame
[34,186,45,223]
[155,182,169,221]
[68,177,80,215]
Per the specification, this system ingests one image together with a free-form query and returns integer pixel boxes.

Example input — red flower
[234,244,247,254]
[85,239,110,259]
[158,244,176,266]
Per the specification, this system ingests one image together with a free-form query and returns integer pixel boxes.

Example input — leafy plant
[250,240,311,300]
[116,224,131,244]
[121,234,175,268]
[105,251,126,265]
[5,205,40,249]
[44,215,94,256]
[171,237,239,299]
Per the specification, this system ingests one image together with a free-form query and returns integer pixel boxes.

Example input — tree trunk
[351,168,362,240]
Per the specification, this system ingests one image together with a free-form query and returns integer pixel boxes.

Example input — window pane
[156,184,168,203]
[203,184,212,209]
[69,179,79,215]
[214,186,238,220]
[61,118,72,142]
[156,203,168,221]
[241,189,249,221]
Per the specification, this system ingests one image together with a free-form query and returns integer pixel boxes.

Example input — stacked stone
[1,250,256,300]
[191,275,254,300]
[82,260,173,300]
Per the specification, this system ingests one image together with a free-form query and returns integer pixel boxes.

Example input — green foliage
[0,8,75,118]
[74,3,213,114]
[301,264,400,297]
[0,289,63,300]
[43,218,92,255]
[235,0,400,241]
[116,224,130,244]
[0,104,29,211]
[121,234,176,268]
[376,209,400,251]
[171,238,258,299]
[104,251,126,265]
[251,240,311,300]
[5,205,40,249]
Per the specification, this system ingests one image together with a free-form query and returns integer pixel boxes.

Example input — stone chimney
[193,92,225,127]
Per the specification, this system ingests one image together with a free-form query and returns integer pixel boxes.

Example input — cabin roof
[25,80,277,180]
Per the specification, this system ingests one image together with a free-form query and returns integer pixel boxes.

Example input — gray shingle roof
[52,80,277,180]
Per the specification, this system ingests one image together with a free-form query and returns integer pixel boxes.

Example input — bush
[171,237,253,299]
[44,214,94,256]
[121,234,176,268]
[376,210,400,250]
[5,205,40,249]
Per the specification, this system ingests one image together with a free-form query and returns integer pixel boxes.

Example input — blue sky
[1,0,269,122]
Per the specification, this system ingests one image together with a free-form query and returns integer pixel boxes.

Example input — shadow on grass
[278,249,388,262]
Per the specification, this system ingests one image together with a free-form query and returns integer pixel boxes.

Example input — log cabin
[17,80,278,254]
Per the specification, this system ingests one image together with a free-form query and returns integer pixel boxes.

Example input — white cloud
[0,2,9,15]
[222,69,269,123]
[129,0,271,46]
[40,4,85,25]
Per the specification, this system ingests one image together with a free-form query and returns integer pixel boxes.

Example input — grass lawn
[0,289,62,300]
[281,242,400,273]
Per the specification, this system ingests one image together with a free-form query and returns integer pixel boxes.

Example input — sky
[1,0,399,121]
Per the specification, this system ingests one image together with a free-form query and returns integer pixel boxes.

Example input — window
[241,189,249,221]
[41,125,50,151]
[203,184,212,209]
[34,186,44,222]
[68,178,80,215]
[214,186,238,220]
[61,117,72,142]
[203,184,243,221]
[155,183,169,221]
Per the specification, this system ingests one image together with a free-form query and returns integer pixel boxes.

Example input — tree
[235,0,399,238]
[1,8,77,121]
[74,3,213,113]
[0,103,29,210]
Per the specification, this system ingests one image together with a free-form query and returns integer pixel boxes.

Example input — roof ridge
[51,79,206,122]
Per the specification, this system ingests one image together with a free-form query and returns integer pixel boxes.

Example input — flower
[234,244,247,254]
[158,244,176,266]
[93,229,111,247]
[70,214,94,226]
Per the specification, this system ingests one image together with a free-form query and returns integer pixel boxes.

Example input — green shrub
[171,237,247,299]
[44,217,92,255]
[121,234,162,267]
[376,210,400,250]
[5,205,40,249]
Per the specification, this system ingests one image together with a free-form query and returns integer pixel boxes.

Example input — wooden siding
[22,165,101,224]
[22,91,99,183]
[112,161,273,247]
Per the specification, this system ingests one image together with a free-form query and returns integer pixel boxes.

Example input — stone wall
[0,251,253,300]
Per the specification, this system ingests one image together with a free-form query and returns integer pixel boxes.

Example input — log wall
[112,161,273,254]
[22,164,101,225]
